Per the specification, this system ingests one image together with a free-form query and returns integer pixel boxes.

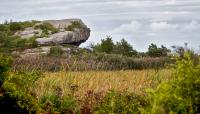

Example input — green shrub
[34,22,59,34]
[94,91,148,114]
[28,37,38,48]
[0,32,38,52]
[9,71,42,92]
[0,24,10,32]
[48,46,64,57]
[2,81,40,113]
[148,53,200,114]
[0,55,41,113]
[0,54,12,85]
[65,21,82,31]
[40,95,80,113]
[9,21,36,33]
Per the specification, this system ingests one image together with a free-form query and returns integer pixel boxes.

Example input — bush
[48,46,64,57]
[9,21,36,33]
[0,55,40,114]
[2,81,40,114]
[148,53,200,114]
[65,21,82,31]
[0,54,12,85]
[0,32,38,52]
[94,91,148,114]
[34,22,59,34]
[40,95,79,113]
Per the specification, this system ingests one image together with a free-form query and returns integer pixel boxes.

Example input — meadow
[0,53,200,114]
[34,69,172,100]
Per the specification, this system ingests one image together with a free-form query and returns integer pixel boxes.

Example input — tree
[93,36,114,54]
[113,38,137,57]
[148,43,170,57]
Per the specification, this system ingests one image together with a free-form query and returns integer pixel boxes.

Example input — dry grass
[33,69,173,102]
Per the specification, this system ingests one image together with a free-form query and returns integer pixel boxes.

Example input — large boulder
[16,19,90,46]
[36,27,90,46]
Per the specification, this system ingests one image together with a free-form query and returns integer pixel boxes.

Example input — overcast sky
[0,0,200,51]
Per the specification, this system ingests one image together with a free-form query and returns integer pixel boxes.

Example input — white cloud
[181,20,200,32]
[150,22,179,32]
[112,20,142,34]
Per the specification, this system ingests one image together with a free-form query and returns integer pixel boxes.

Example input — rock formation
[36,27,90,46]
[15,19,90,46]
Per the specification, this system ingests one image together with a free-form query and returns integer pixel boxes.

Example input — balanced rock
[16,19,90,46]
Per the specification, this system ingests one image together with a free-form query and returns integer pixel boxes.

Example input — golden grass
[33,69,173,101]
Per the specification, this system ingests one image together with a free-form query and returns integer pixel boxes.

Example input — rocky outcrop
[15,19,90,46]
[15,27,42,39]
[36,27,90,46]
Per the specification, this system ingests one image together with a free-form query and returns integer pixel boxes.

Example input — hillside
[0,19,90,55]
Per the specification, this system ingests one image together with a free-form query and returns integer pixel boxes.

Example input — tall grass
[31,69,172,110]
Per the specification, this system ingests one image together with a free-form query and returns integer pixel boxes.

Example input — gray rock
[45,19,87,29]
[15,19,90,46]
[36,28,90,46]
[15,27,42,39]
[36,19,90,46]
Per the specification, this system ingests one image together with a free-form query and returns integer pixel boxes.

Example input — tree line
[89,36,171,57]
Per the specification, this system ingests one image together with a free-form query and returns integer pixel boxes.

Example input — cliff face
[15,19,90,46]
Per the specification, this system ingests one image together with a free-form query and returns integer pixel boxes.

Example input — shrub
[40,95,80,113]
[148,53,200,114]
[0,54,12,85]
[65,21,82,31]
[48,46,64,57]
[9,21,36,33]
[0,32,38,52]
[28,37,38,48]
[2,81,40,114]
[94,91,149,114]
[0,55,41,114]
[34,22,59,34]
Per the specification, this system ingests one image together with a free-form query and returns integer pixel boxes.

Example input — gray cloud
[0,0,200,51]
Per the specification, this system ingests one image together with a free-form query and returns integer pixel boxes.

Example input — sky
[0,0,200,52]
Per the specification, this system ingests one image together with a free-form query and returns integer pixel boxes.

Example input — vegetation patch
[65,21,83,31]
[48,46,64,57]
[34,22,59,37]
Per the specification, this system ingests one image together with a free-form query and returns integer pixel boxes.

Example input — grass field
[32,69,173,103]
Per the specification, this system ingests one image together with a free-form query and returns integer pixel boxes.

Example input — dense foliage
[0,54,12,85]
[94,91,148,114]
[91,36,138,57]
[148,43,170,57]
[148,53,200,114]
[91,37,172,58]
[0,21,39,52]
